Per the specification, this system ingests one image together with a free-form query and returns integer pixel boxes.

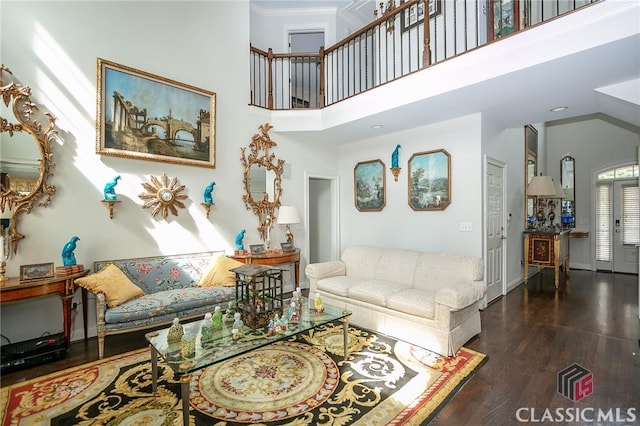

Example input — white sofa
[305,246,487,356]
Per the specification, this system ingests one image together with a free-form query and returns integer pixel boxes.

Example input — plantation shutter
[596,183,611,262]
[621,185,640,246]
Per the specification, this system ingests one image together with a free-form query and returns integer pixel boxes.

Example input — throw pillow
[198,254,244,287]
[75,263,144,308]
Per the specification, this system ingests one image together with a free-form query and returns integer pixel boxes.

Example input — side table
[523,230,570,288]
[0,269,90,348]
[230,248,300,288]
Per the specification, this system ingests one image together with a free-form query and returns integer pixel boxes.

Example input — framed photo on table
[96,58,216,168]
[20,262,54,281]
[249,244,266,255]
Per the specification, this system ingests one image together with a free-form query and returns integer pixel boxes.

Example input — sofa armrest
[435,280,487,310]
[305,261,346,280]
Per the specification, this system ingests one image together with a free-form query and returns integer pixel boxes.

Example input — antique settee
[76,251,243,358]
[305,246,487,356]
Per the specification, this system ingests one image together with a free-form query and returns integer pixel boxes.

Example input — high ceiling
[252,0,640,144]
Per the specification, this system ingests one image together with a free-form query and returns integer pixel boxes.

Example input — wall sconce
[277,206,302,245]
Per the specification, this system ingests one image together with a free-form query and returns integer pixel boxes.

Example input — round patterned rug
[190,341,339,423]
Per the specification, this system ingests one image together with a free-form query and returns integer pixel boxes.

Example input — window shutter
[621,185,639,246]
[596,183,611,262]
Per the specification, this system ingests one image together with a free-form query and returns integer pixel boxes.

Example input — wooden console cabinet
[230,248,300,288]
[523,230,570,288]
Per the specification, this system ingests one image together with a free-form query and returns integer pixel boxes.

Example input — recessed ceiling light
[550,106,568,112]
[371,124,383,129]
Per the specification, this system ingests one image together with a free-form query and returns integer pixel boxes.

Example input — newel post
[422,1,432,68]
[267,48,274,109]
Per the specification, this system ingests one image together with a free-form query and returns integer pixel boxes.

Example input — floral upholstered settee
[305,246,487,357]
[76,251,243,358]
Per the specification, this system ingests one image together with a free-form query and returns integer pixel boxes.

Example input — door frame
[304,171,340,270]
[483,156,507,305]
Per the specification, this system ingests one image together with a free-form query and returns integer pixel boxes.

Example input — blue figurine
[103,175,121,201]
[235,229,246,251]
[391,144,401,168]
[203,181,216,204]
[62,236,80,266]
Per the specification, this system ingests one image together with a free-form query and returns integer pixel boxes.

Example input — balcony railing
[250,0,598,110]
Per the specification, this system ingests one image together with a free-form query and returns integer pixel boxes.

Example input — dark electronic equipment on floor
[1,333,67,373]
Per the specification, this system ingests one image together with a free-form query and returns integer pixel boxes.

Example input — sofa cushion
[316,276,364,297]
[348,280,410,306]
[197,254,244,287]
[386,289,436,319]
[374,249,421,286]
[341,246,385,279]
[76,263,144,308]
[104,286,233,325]
[412,252,483,292]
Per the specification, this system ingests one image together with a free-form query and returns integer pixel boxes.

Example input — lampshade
[527,176,558,197]
[277,206,301,225]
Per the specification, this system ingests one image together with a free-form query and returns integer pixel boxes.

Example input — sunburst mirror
[138,173,188,219]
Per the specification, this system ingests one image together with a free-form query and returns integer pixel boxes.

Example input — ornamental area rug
[0,322,487,425]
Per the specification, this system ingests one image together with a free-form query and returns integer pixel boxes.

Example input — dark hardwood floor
[2,270,639,424]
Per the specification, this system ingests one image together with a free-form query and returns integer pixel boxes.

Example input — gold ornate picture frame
[408,149,451,211]
[354,159,386,212]
[96,58,216,168]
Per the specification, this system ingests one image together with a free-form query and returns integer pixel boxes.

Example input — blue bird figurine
[62,236,80,266]
[103,176,121,201]
[235,229,246,251]
[203,181,216,204]
[391,144,401,168]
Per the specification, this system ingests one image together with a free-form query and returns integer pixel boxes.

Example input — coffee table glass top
[145,298,350,374]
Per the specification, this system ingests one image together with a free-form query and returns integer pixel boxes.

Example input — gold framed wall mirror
[0,65,57,255]
[241,123,284,247]
[560,155,575,229]
[524,124,538,228]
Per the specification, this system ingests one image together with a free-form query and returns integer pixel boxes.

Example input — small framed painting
[96,58,216,168]
[249,244,266,255]
[401,0,442,32]
[20,262,55,281]
[280,242,295,252]
[408,149,451,211]
[354,159,386,212]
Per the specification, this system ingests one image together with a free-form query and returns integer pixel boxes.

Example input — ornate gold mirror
[0,65,57,255]
[241,123,284,246]
[560,155,575,228]
[524,124,538,228]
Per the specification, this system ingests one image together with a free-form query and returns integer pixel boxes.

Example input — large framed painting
[96,58,216,168]
[401,0,442,32]
[354,159,386,212]
[408,149,451,211]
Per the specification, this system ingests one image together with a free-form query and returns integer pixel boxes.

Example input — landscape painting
[408,149,450,211]
[354,159,386,212]
[96,58,216,168]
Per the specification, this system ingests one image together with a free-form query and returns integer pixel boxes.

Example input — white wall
[0,1,338,343]
[338,114,484,258]
[547,115,640,269]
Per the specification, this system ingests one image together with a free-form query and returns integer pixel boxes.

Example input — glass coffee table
[145,298,351,425]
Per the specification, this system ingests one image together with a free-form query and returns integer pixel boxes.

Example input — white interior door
[485,158,506,302]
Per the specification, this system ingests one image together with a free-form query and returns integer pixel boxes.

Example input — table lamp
[527,175,558,229]
[277,206,301,245]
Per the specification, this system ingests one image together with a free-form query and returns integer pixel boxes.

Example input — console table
[0,269,89,348]
[523,230,570,288]
[230,248,300,288]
